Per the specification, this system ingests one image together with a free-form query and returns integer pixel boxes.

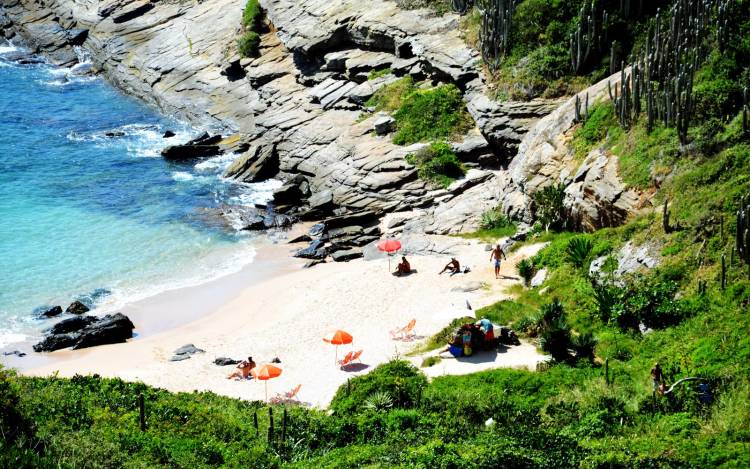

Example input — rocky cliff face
[1,0,645,236]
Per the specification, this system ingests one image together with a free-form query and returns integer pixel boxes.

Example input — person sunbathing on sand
[227,356,256,380]
[439,258,460,275]
[395,256,411,276]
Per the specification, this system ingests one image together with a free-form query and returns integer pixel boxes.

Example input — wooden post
[605,358,610,386]
[268,407,274,444]
[282,407,288,443]
[138,394,146,432]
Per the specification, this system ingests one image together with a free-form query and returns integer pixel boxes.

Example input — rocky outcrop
[65,300,89,315]
[33,313,135,352]
[496,68,649,230]
[589,241,661,281]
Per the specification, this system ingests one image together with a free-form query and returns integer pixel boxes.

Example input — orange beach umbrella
[323,329,353,364]
[251,364,282,402]
[377,239,402,270]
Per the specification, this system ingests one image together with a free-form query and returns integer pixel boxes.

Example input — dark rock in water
[272,183,305,206]
[303,259,326,268]
[161,144,221,160]
[73,288,111,310]
[331,248,363,262]
[33,333,80,353]
[33,314,134,352]
[263,214,295,229]
[3,350,26,358]
[242,216,266,231]
[112,0,154,24]
[271,357,281,363]
[65,300,90,315]
[42,306,63,318]
[105,131,126,138]
[294,239,327,260]
[174,344,205,356]
[162,132,223,160]
[69,62,95,76]
[47,316,98,335]
[288,234,312,244]
[186,132,223,146]
[163,130,176,138]
[214,357,240,366]
[73,313,135,350]
[1,51,45,64]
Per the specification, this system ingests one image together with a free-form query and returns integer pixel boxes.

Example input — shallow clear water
[0,42,276,347]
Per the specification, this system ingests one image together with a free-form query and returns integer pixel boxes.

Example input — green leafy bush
[532,183,567,231]
[517,258,536,287]
[330,360,427,414]
[237,31,260,58]
[480,206,512,230]
[540,316,572,362]
[242,0,261,29]
[565,236,593,269]
[392,84,473,145]
[405,141,466,188]
[365,76,416,112]
[367,68,392,80]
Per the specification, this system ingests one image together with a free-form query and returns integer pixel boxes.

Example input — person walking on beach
[490,244,507,279]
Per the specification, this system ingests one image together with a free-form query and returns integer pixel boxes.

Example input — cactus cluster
[574,92,590,124]
[607,0,733,141]
[570,1,609,74]
[737,194,750,277]
[451,0,475,15]
[477,0,516,72]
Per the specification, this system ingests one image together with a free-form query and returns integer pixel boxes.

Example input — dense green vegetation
[366,77,474,145]
[237,0,262,58]
[405,141,466,188]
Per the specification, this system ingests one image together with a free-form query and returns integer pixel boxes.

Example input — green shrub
[330,360,428,414]
[237,31,260,58]
[565,236,593,269]
[405,141,466,188]
[517,258,536,287]
[367,68,392,80]
[392,84,474,145]
[366,76,416,112]
[540,316,572,362]
[242,0,261,29]
[480,206,512,230]
[532,183,567,231]
[572,332,597,362]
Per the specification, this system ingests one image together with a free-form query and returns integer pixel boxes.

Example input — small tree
[532,183,567,232]
[517,258,536,287]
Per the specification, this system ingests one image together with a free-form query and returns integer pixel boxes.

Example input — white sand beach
[22,236,548,408]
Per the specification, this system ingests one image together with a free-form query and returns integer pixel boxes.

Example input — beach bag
[463,345,472,356]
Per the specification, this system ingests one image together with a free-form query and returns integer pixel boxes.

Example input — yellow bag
[463,345,472,356]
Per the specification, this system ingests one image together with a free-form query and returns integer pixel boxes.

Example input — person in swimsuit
[395,256,411,276]
[490,244,507,279]
[439,258,461,275]
[227,356,256,380]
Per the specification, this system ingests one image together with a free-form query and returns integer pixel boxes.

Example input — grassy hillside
[2,0,749,467]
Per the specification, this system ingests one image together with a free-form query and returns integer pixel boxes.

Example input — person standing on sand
[490,244,507,279]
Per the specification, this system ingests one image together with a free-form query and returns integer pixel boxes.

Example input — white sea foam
[172,171,195,181]
[230,179,284,206]
[0,332,27,349]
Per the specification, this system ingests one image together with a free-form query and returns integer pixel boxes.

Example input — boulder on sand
[33,313,134,352]
[65,300,90,315]
[214,357,240,366]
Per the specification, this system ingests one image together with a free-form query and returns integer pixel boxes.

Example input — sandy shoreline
[13,235,547,408]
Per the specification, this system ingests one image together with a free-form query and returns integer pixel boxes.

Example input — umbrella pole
[388,253,391,272]
[265,381,268,402]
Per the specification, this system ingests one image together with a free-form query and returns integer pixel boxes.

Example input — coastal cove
[0,41,278,354]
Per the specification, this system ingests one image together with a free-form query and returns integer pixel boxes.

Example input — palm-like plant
[539,298,565,328]
[364,391,393,412]
[516,258,535,287]
[539,317,572,362]
[566,236,593,269]
[573,332,597,362]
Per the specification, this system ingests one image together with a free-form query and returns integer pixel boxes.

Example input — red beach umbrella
[323,329,353,364]
[251,363,283,402]
[377,239,402,270]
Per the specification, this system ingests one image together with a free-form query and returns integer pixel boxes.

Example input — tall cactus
[451,0,475,15]
[477,0,516,72]
[737,195,750,278]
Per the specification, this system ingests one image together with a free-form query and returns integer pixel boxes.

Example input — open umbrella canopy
[323,330,353,345]
[251,364,283,380]
[377,239,402,253]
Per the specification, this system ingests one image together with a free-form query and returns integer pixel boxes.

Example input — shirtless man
[227,356,256,380]
[490,244,507,279]
[395,256,411,276]
[439,258,461,275]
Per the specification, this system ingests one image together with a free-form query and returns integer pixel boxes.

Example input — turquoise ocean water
[0,41,276,348]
